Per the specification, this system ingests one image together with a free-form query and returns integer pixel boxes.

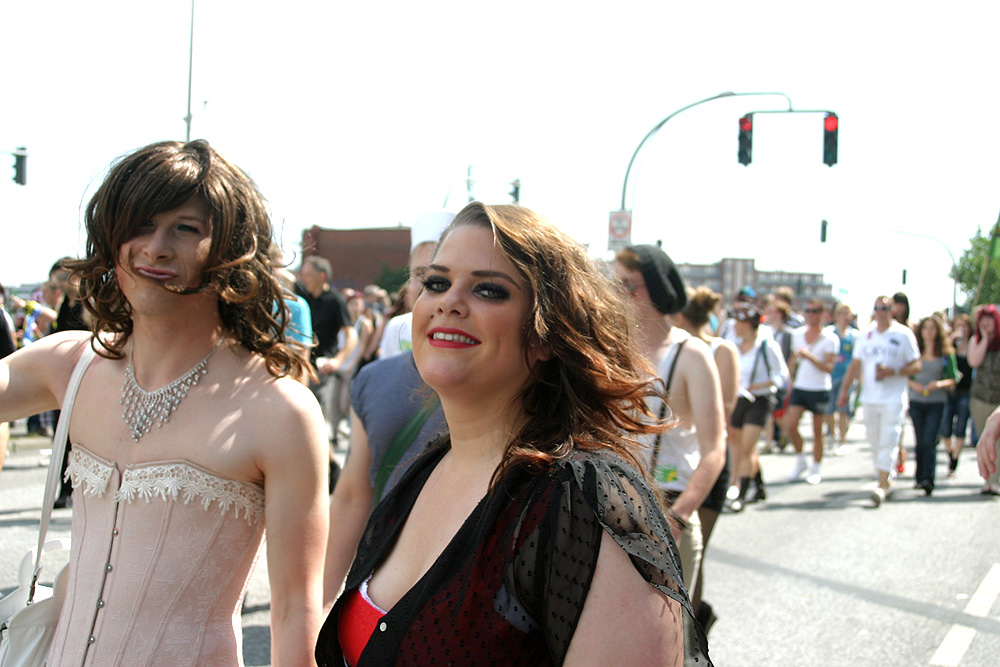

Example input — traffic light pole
[619,90,793,212]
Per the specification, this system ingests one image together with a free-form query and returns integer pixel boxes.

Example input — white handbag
[0,346,94,666]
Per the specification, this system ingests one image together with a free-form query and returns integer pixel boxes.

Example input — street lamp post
[184,0,195,141]
[890,230,959,316]
[619,90,794,212]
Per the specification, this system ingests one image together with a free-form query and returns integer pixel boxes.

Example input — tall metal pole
[184,0,195,141]
[620,90,794,212]
[889,230,959,315]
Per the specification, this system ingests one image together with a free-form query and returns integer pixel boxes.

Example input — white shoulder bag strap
[28,342,96,602]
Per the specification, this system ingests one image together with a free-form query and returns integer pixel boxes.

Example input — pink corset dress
[47,445,266,666]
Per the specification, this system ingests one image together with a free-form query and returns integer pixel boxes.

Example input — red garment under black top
[315,441,712,666]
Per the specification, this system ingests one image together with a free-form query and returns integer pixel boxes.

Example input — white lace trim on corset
[67,447,265,526]
[118,463,265,525]
[67,447,113,496]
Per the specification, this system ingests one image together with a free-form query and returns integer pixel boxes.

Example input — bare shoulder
[236,358,323,428]
[678,334,715,370]
[16,331,94,388]
[230,355,326,462]
[715,338,740,359]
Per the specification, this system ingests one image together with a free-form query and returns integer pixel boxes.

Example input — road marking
[930,563,1000,666]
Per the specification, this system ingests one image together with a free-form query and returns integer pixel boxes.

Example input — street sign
[608,210,632,251]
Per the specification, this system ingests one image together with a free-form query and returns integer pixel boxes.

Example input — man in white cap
[379,211,455,358]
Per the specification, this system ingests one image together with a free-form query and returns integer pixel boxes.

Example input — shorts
[730,394,772,429]
[789,388,830,414]
[700,446,731,513]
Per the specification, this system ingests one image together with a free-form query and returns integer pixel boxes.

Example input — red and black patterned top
[316,440,712,666]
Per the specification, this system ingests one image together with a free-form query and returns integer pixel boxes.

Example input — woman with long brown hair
[316,202,711,666]
[906,315,958,495]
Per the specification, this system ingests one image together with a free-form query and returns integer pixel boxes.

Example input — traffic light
[822,113,838,166]
[509,179,520,204]
[820,219,827,243]
[12,147,26,185]
[738,115,753,166]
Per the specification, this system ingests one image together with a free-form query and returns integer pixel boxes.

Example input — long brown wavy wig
[434,202,670,483]
[68,140,307,379]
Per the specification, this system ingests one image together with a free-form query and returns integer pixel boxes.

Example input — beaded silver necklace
[121,337,225,442]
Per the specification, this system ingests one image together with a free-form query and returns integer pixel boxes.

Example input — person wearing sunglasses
[837,296,921,507]
[786,299,840,485]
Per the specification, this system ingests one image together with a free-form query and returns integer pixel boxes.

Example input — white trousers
[862,402,905,475]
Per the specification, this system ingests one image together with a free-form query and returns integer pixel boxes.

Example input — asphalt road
[2,414,998,666]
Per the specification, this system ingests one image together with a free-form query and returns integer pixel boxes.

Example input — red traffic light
[739,116,752,132]
[824,114,838,132]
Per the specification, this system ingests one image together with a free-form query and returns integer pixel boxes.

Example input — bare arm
[713,340,740,416]
[670,344,725,526]
[978,404,1000,479]
[968,333,989,368]
[323,410,375,613]
[320,325,358,374]
[898,358,922,378]
[795,346,836,374]
[257,383,330,667]
[837,359,861,407]
[563,531,683,666]
[0,331,90,423]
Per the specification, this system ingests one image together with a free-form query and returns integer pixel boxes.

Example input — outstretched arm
[0,331,90,423]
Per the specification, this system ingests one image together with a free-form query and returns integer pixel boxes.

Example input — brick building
[301,226,410,291]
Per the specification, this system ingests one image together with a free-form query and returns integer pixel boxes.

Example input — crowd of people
[1,138,999,666]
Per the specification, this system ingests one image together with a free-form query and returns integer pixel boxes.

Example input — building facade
[301,226,410,291]
[677,257,834,305]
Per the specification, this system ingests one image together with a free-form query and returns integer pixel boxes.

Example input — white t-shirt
[790,326,840,391]
[738,330,789,396]
[378,313,412,359]
[852,321,920,405]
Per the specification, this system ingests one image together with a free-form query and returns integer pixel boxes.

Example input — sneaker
[870,487,886,507]
[726,485,740,501]
[806,463,822,485]
[828,442,842,457]
[788,455,808,482]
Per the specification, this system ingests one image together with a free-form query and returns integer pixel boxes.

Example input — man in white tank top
[614,245,725,590]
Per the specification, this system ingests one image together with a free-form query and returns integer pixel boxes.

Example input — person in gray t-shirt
[906,316,958,495]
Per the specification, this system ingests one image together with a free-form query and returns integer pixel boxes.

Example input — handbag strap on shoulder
[30,341,96,602]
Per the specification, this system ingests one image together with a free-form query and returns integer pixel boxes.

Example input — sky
[2,1,998,320]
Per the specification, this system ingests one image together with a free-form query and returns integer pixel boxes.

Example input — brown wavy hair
[68,140,306,379]
[915,315,954,358]
[434,202,669,484]
[681,285,721,328]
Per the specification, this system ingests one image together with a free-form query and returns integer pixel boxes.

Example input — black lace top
[316,441,712,666]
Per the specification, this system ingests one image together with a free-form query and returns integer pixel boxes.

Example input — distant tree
[374,262,408,296]
[951,226,1000,309]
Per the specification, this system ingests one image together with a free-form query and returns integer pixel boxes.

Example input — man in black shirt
[298,256,356,450]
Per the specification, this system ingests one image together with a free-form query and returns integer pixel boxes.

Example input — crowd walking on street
[2,139,1000,666]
